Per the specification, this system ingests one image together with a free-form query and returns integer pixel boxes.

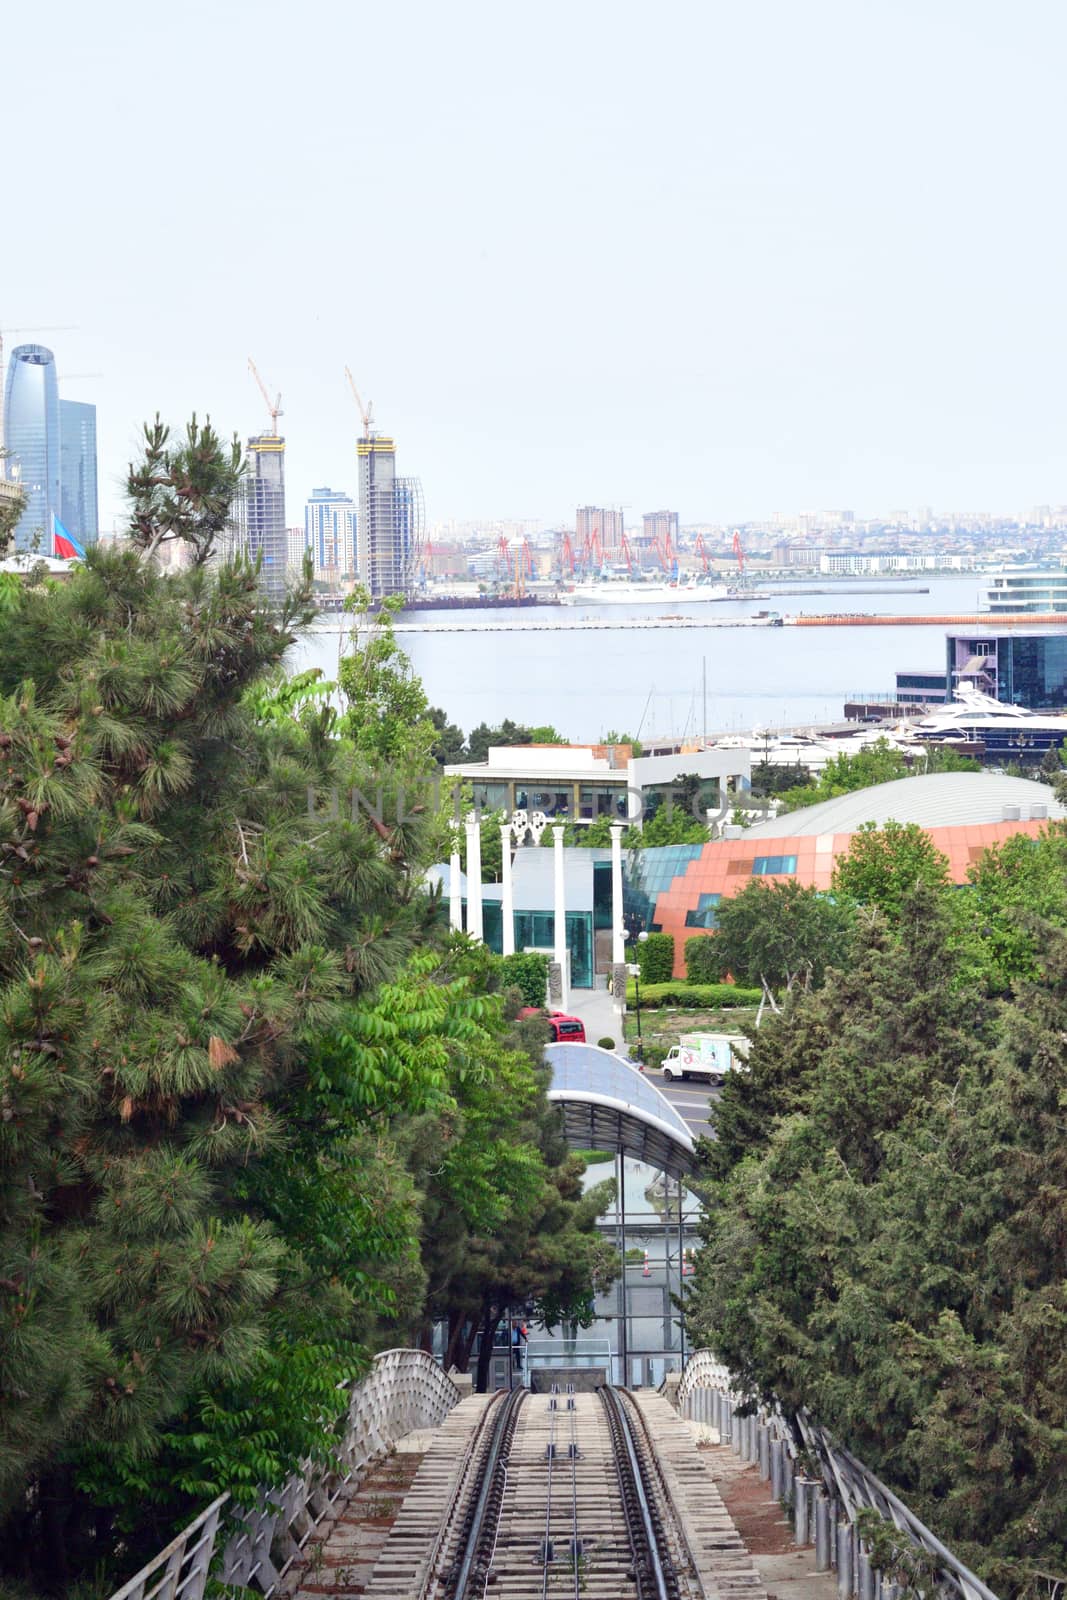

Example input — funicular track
[410,1383,699,1600]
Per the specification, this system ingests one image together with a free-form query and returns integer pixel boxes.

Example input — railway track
[366,1384,706,1599]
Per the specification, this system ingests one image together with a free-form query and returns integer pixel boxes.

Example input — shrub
[685,934,727,984]
[626,981,762,1010]
[638,1042,668,1071]
[597,1036,616,1051]
[637,932,675,985]
[499,950,550,1008]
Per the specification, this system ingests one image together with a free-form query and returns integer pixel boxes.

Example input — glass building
[242,434,288,599]
[3,344,60,552]
[59,399,99,547]
[985,572,1067,614]
[948,630,1067,710]
[304,486,356,579]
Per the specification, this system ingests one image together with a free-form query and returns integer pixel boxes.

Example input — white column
[610,823,625,967]
[500,824,515,955]
[464,818,483,941]
[552,824,569,1009]
[449,845,463,932]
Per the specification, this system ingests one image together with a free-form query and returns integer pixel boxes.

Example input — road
[644,1068,719,1142]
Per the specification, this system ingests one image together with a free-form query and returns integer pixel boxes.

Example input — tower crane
[343,366,374,440]
[247,357,283,433]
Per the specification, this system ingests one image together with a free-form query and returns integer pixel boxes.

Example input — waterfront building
[357,434,423,598]
[642,510,678,549]
[305,486,356,579]
[895,668,950,706]
[947,628,1067,709]
[3,344,60,552]
[58,399,98,548]
[438,771,1063,987]
[240,432,288,598]
[986,570,1067,613]
[577,506,625,551]
[647,772,1067,975]
[445,742,750,828]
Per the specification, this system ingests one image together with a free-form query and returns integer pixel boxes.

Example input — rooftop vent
[1030,804,1048,820]
[1002,805,1021,821]
[722,825,743,839]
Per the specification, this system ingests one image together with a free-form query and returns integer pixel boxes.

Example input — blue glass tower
[59,399,99,547]
[3,345,60,552]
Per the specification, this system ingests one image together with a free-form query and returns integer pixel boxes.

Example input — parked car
[518,1007,587,1044]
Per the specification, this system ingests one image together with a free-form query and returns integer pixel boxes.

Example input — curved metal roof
[545,1043,698,1178]
[743,772,1066,839]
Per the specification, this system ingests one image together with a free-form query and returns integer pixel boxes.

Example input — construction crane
[343,366,374,440]
[247,357,283,434]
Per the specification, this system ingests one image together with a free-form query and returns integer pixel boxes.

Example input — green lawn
[624,1006,758,1053]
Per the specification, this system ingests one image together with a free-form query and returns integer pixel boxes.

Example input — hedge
[500,950,550,1008]
[637,932,675,985]
[625,980,762,1009]
[684,934,727,984]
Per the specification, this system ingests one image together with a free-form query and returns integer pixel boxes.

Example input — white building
[305,486,357,581]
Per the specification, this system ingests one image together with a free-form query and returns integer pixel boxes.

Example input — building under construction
[239,432,288,599]
[356,434,424,600]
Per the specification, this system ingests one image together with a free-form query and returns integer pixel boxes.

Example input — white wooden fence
[672,1349,1000,1600]
[107,1348,462,1600]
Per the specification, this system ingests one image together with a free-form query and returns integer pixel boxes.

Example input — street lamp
[628,931,649,1044]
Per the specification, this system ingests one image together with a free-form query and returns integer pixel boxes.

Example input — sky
[5,0,1067,532]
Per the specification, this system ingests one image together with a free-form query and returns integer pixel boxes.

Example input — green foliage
[465,718,566,763]
[596,1036,616,1050]
[603,728,643,756]
[126,414,245,567]
[627,805,709,846]
[626,981,761,1009]
[0,451,618,1593]
[499,950,549,1008]
[687,880,1067,1591]
[637,932,675,984]
[831,820,951,922]
[338,590,437,767]
[685,935,727,983]
[712,880,853,993]
[429,705,466,765]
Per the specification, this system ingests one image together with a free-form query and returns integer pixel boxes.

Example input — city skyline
[6,2,1067,538]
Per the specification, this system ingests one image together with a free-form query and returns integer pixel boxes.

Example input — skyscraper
[3,345,60,552]
[59,400,99,547]
[241,433,288,598]
[357,436,423,599]
[305,486,357,580]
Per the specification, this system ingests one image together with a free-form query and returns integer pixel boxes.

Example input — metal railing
[107,1348,463,1600]
[670,1350,999,1600]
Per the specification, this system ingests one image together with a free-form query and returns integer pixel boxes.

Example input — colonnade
[449,818,629,1013]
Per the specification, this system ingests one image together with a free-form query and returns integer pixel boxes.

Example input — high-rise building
[3,344,60,552]
[576,506,625,552]
[240,432,288,598]
[642,510,679,548]
[305,486,357,580]
[59,399,99,547]
[357,434,423,599]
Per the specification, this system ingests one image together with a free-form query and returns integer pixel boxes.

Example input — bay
[290,574,993,741]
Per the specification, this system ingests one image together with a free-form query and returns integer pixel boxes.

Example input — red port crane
[732,530,746,576]
[559,531,576,576]
[694,533,711,574]
[619,532,635,574]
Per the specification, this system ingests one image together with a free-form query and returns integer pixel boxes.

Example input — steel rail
[565,1385,581,1600]
[448,1386,526,1600]
[540,1386,558,1599]
[599,1385,679,1600]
